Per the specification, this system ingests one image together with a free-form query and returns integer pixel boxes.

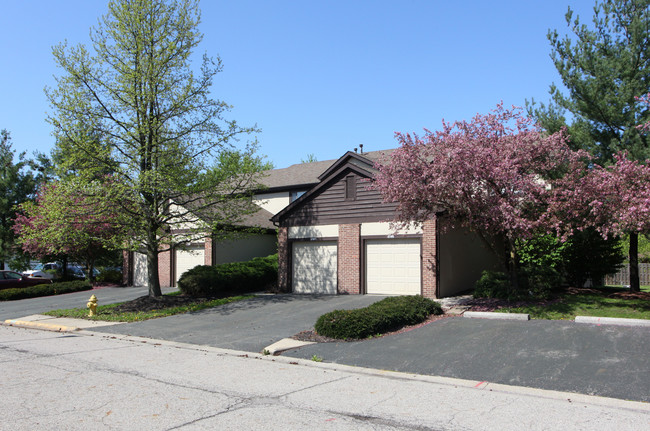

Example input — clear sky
[1,0,596,169]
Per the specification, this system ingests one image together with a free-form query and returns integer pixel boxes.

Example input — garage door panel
[293,241,337,294]
[133,252,148,286]
[175,245,205,283]
[366,239,421,295]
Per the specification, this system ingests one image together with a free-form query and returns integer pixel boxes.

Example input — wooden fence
[604,263,650,286]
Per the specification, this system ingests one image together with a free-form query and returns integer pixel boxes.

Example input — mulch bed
[109,295,211,313]
[462,297,563,312]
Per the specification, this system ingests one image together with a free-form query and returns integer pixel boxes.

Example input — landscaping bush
[0,280,92,301]
[96,268,123,284]
[473,270,511,299]
[314,295,443,340]
[473,267,561,300]
[518,265,561,300]
[178,254,278,297]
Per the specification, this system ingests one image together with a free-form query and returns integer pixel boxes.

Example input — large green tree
[531,0,650,291]
[0,130,36,270]
[46,0,264,297]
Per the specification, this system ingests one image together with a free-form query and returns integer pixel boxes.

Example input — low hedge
[473,267,560,300]
[0,280,92,301]
[315,296,443,340]
[178,254,278,297]
[96,268,123,284]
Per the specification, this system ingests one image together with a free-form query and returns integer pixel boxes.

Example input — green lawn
[43,294,254,322]
[497,286,650,320]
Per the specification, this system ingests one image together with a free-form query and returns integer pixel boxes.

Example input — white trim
[288,224,339,239]
[361,221,422,237]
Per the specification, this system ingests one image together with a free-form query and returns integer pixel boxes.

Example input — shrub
[473,271,511,299]
[473,267,561,300]
[0,280,92,301]
[178,254,278,297]
[314,295,443,340]
[518,265,561,300]
[96,268,123,284]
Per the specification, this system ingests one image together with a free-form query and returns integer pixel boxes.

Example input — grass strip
[42,294,254,322]
[497,293,650,320]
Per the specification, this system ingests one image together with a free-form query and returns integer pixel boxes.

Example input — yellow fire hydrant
[87,295,98,317]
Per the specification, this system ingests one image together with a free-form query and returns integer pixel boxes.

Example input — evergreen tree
[531,0,650,291]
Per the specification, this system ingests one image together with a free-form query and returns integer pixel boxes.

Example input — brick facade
[204,236,213,265]
[158,248,172,287]
[338,224,361,294]
[421,217,438,298]
[277,227,290,292]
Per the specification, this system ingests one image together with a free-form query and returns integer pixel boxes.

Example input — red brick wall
[421,217,438,298]
[158,248,172,287]
[204,236,213,265]
[338,224,360,294]
[277,227,290,292]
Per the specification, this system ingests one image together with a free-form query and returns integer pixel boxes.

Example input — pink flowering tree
[546,152,650,291]
[374,104,583,292]
[13,180,126,279]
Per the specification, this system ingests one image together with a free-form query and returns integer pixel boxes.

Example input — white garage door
[366,238,421,295]
[292,241,337,294]
[133,252,148,286]
[175,245,205,283]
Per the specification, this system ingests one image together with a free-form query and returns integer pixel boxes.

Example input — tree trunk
[505,237,519,293]
[147,247,162,297]
[629,232,640,293]
[146,228,163,297]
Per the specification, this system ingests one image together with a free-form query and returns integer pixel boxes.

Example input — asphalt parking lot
[2,288,649,402]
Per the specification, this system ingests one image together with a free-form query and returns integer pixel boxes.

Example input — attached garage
[133,252,148,287]
[175,245,205,283]
[292,241,337,294]
[365,238,421,295]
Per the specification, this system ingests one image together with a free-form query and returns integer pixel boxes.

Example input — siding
[282,172,399,226]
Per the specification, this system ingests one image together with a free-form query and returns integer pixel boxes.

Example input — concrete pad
[446,305,471,315]
[263,337,315,355]
[575,316,650,327]
[464,311,530,320]
[3,314,123,332]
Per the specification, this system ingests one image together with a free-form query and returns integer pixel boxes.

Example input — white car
[23,263,59,280]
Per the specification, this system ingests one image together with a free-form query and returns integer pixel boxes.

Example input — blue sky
[1,1,595,169]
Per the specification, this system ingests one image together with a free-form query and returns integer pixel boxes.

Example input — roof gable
[271,153,383,224]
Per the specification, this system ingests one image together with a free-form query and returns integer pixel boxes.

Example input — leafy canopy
[45,0,264,297]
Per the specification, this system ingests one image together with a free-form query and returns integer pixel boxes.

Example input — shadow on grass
[502,292,650,320]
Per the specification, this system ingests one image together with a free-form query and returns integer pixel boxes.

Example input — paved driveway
[284,316,650,402]
[91,294,387,352]
[0,286,177,321]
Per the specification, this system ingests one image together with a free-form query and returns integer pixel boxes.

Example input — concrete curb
[464,311,530,321]
[3,319,79,332]
[2,314,124,332]
[575,316,650,327]
[263,337,316,355]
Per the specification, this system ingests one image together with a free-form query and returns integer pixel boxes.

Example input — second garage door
[175,245,205,283]
[292,241,337,294]
[365,238,421,295]
[133,252,148,286]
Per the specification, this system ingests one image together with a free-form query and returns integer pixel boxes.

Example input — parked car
[0,270,53,290]
[67,266,87,280]
[23,262,59,280]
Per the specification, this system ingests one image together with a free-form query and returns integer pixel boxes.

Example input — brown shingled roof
[259,149,394,190]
